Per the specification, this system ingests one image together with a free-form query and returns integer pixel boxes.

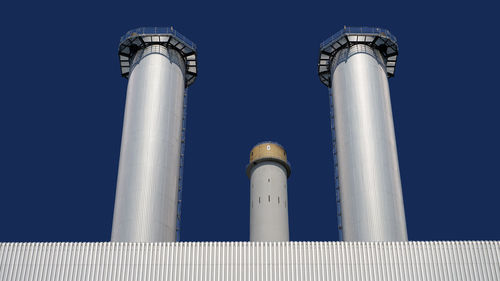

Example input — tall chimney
[318,27,407,241]
[111,27,197,242]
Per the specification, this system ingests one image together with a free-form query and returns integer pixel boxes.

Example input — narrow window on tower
[268,195,270,202]
[259,197,261,204]
[268,178,270,182]
[278,197,280,204]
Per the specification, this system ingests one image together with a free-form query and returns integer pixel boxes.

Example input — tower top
[118,27,198,86]
[246,141,291,178]
[318,27,398,87]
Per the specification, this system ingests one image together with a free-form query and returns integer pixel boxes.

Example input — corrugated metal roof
[1,241,499,280]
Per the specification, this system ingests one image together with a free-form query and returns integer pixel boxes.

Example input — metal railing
[176,88,189,242]
[120,27,197,50]
[329,90,343,241]
[320,27,397,49]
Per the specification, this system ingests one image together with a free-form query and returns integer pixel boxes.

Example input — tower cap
[118,27,198,86]
[246,142,291,178]
[318,26,398,87]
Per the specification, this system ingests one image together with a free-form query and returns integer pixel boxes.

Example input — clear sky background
[1,0,499,242]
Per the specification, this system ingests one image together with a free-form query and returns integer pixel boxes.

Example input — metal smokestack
[247,142,291,242]
[318,27,407,241]
[111,27,197,242]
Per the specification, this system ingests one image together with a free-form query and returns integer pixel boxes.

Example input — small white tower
[247,142,291,242]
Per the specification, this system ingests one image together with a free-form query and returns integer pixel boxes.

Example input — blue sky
[1,0,499,242]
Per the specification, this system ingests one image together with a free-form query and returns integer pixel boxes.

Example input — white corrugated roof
[1,241,499,281]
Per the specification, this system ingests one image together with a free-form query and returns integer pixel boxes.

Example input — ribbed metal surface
[331,44,407,241]
[1,241,499,280]
[111,44,186,242]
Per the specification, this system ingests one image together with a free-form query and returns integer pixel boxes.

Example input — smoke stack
[247,142,291,242]
[318,27,407,241]
[111,27,197,242]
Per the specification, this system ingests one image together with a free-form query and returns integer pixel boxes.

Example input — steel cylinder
[331,44,408,241]
[111,45,186,242]
[247,142,290,242]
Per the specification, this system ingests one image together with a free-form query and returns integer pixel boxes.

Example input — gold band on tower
[246,142,291,178]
